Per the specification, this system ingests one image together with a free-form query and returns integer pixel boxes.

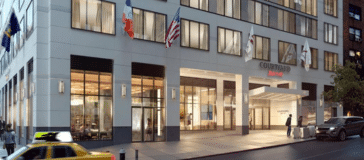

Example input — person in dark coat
[285,114,292,136]
[2,124,16,156]
[298,116,303,127]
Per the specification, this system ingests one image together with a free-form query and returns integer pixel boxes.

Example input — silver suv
[316,116,364,141]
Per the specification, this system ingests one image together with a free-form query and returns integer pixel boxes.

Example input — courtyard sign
[259,62,291,77]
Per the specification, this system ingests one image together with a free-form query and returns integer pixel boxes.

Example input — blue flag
[1,12,20,52]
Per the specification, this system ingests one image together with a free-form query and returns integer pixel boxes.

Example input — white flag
[300,39,311,71]
[281,44,296,63]
[245,26,254,62]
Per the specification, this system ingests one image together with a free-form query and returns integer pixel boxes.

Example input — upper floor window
[301,47,318,69]
[324,0,337,17]
[253,35,270,61]
[26,0,34,38]
[267,0,317,16]
[296,15,317,39]
[324,23,338,45]
[279,41,297,65]
[19,0,24,10]
[218,27,241,56]
[72,0,115,34]
[349,27,362,42]
[181,0,208,11]
[133,8,166,43]
[349,50,362,65]
[181,19,209,50]
[349,4,361,21]
[215,0,240,19]
[324,51,338,71]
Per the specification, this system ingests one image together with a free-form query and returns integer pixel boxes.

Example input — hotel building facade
[0,0,343,147]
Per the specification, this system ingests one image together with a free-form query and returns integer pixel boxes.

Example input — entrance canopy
[249,86,309,101]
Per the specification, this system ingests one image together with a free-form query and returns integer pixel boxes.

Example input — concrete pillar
[165,58,181,141]
[216,78,224,130]
[337,103,343,117]
[316,85,324,125]
[242,75,249,135]
[235,75,242,129]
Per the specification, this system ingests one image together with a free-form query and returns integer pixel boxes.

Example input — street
[191,136,364,160]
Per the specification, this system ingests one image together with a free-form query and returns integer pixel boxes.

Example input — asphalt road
[191,135,364,160]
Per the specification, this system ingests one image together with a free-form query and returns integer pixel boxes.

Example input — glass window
[52,146,77,158]
[19,0,24,10]
[217,27,241,56]
[133,8,166,43]
[301,46,318,69]
[279,41,297,65]
[269,7,278,29]
[19,18,24,48]
[181,0,208,11]
[70,69,113,141]
[26,0,34,38]
[72,0,115,34]
[253,35,270,61]
[324,51,338,71]
[181,19,209,50]
[349,4,361,21]
[349,27,361,42]
[20,147,47,159]
[324,23,338,45]
[241,0,255,23]
[324,0,337,17]
[269,0,317,16]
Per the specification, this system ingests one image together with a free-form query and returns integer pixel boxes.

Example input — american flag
[165,7,181,48]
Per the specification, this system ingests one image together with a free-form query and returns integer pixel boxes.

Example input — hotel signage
[259,62,291,77]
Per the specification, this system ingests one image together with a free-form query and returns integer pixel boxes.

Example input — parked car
[316,116,364,141]
[2,131,115,160]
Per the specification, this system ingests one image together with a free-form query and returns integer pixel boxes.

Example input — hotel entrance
[249,107,270,130]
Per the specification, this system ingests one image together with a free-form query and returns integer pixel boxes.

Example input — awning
[249,86,309,101]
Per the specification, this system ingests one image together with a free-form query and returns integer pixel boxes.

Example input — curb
[183,138,316,160]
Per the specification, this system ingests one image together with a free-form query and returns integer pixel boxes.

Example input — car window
[325,118,345,124]
[52,146,77,158]
[19,146,47,160]
[352,118,363,122]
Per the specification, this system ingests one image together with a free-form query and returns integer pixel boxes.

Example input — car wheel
[338,130,346,141]
[360,128,364,138]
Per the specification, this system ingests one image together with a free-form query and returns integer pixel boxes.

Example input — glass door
[263,107,270,129]
[143,108,154,142]
[255,108,263,130]
[249,108,255,130]
[132,107,142,142]
[223,107,232,129]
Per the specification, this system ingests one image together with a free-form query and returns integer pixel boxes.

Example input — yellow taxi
[4,132,115,160]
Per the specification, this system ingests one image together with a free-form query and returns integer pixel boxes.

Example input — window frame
[180,18,210,51]
[180,0,209,11]
[324,0,338,18]
[180,0,318,40]
[349,27,362,42]
[324,51,338,72]
[324,22,338,45]
[278,40,297,66]
[217,26,242,57]
[19,0,25,11]
[70,0,116,35]
[300,46,318,69]
[349,4,361,21]
[266,0,318,17]
[26,0,34,39]
[252,35,271,61]
[132,7,167,44]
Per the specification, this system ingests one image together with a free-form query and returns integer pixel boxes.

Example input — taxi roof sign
[32,131,73,143]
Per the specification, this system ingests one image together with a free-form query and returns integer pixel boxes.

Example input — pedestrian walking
[2,124,16,156]
[298,116,303,128]
[285,114,292,136]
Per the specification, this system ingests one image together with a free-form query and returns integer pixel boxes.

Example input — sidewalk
[91,130,315,160]
[0,140,24,158]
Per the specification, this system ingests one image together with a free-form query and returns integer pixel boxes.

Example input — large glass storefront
[249,99,270,130]
[131,76,165,142]
[70,55,113,141]
[27,59,33,141]
[180,77,217,130]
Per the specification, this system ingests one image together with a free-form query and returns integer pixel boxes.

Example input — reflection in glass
[144,11,155,41]
[132,108,142,142]
[102,2,115,34]
[71,95,84,141]
[133,9,143,39]
[190,22,199,49]
[181,20,189,47]
[87,0,101,32]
